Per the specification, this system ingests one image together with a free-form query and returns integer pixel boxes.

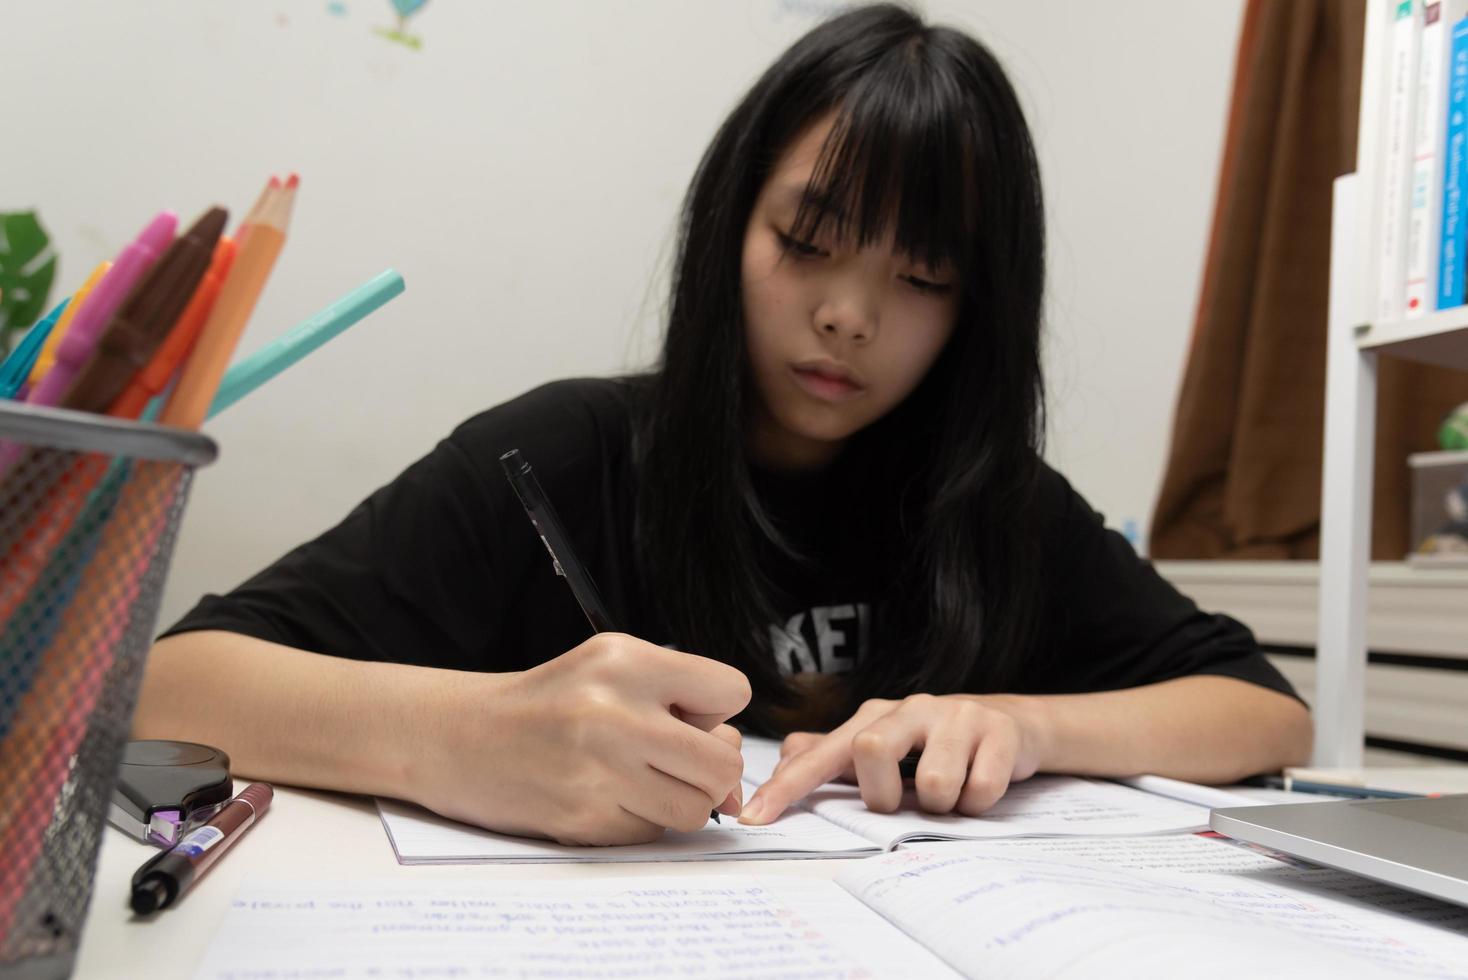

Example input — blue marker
[207,269,404,418]
[139,269,404,422]
[0,298,69,400]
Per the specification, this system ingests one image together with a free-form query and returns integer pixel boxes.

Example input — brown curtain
[1151,0,1468,561]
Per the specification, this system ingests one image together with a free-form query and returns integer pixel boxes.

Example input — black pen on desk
[130,783,273,916]
[499,448,722,824]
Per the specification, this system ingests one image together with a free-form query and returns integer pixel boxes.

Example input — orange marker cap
[108,237,238,419]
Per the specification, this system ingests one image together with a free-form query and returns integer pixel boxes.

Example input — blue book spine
[1439,19,1468,308]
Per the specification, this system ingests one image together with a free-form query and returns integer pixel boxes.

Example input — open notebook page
[380,738,1216,864]
[745,738,1269,813]
[806,776,1211,846]
[376,781,878,864]
[835,834,1468,979]
[742,735,1213,846]
[194,874,959,980]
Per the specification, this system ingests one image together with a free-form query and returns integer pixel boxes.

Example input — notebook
[197,834,1468,979]
[375,737,1219,864]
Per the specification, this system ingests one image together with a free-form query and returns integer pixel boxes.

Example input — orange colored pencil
[229,174,280,253]
[160,177,296,430]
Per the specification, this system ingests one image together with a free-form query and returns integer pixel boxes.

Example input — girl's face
[741,115,960,473]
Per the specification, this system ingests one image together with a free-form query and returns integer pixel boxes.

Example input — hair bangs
[790,44,978,277]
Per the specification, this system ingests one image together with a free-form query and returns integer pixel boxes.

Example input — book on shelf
[1379,0,1423,323]
[1371,1,1468,318]
[1440,13,1468,310]
[1408,2,1458,314]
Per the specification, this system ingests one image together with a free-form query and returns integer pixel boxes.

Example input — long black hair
[634,3,1047,731]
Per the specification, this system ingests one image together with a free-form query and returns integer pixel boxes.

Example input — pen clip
[528,517,566,577]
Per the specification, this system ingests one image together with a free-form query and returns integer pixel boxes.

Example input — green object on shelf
[1441,402,1468,452]
[0,211,58,355]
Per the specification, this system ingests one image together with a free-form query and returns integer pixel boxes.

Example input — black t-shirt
[166,377,1300,724]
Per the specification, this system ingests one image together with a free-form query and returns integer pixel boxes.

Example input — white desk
[74,787,858,978]
[71,783,1308,979]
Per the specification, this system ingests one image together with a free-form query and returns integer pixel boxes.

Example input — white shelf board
[1156,560,1468,658]
[1355,306,1468,370]
[1270,655,1468,752]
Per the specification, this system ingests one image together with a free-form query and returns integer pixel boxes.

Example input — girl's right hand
[409,633,752,846]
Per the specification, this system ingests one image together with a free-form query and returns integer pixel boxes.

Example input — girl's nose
[812,277,878,344]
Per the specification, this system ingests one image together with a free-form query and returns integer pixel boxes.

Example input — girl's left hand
[738,693,1049,825]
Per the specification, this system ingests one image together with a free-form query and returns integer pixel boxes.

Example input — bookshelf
[1160,561,1468,760]
[1315,0,1468,766]
[1357,308,1468,369]
[1160,561,1468,657]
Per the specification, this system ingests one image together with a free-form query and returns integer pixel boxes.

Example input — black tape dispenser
[107,740,232,847]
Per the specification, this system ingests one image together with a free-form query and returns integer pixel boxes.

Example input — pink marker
[26,212,178,412]
[0,212,177,474]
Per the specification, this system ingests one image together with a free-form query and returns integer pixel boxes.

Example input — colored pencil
[160,177,296,429]
[208,269,404,417]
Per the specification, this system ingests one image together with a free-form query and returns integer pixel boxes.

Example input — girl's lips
[791,365,865,401]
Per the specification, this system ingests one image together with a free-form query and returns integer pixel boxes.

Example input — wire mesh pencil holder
[0,402,216,979]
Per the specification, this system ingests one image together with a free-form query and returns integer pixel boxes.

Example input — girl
[134,4,1312,845]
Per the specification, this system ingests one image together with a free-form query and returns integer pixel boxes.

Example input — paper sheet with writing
[193,875,959,980]
[376,783,880,864]
[742,736,1213,847]
[835,834,1468,979]
[381,738,1215,864]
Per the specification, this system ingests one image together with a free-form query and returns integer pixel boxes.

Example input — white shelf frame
[1317,0,1468,765]
[1318,174,1376,768]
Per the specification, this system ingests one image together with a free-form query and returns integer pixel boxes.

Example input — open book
[197,834,1468,979]
[375,737,1233,864]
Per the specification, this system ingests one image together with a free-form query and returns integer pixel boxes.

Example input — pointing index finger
[739,733,852,825]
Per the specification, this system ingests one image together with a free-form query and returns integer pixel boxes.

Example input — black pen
[500,448,614,631]
[499,449,722,824]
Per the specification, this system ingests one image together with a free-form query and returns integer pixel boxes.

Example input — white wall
[4,0,1243,628]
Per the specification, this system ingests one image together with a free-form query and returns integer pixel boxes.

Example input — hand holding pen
[500,449,748,832]
[394,619,747,846]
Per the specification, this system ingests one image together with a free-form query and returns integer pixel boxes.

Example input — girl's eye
[903,274,954,296]
[776,230,827,258]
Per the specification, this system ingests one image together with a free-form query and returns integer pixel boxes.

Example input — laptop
[1209,795,1468,908]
